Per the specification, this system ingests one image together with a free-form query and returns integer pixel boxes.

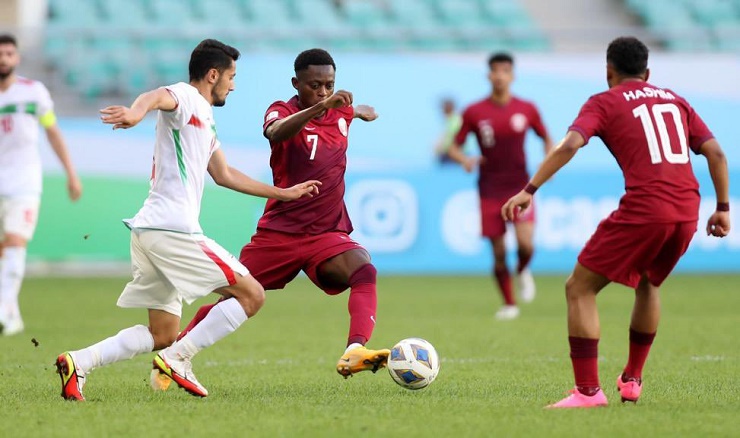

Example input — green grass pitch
[1,274,738,437]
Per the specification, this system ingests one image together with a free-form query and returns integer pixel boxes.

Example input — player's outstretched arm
[44,123,82,201]
[501,131,584,221]
[353,104,378,122]
[266,91,353,142]
[207,149,321,201]
[699,138,730,237]
[100,88,177,129]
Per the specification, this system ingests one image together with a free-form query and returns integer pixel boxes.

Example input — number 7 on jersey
[307,134,318,160]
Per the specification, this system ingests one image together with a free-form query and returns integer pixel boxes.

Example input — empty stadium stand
[624,0,740,52]
[44,0,549,98]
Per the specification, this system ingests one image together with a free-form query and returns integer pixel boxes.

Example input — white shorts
[0,196,40,241]
[117,229,249,317]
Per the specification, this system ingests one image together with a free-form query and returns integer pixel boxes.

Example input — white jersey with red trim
[125,82,220,234]
[0,76,54,196]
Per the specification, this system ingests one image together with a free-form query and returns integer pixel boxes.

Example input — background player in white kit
[55,39,321,400]
[0,34,82,336]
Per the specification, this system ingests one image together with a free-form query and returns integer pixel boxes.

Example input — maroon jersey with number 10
[258,96,355,235]
[569,81,714,224]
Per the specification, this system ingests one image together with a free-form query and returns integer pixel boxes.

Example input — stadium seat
[96,0,151,27]
[195,0,249,25]
[147,0,198,26]
[341,0,392,28]
[47,0,99,28]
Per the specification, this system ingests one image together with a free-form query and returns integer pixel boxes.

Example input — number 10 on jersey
[307,134,318,160]
[633,103,689,165]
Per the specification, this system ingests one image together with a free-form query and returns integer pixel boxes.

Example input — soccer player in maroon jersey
[448,52,553,321]
[503,37,730,408]
[172,49,388,380]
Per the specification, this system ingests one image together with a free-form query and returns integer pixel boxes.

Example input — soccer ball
[387,337,440,390]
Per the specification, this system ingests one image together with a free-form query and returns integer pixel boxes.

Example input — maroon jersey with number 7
[258,96,355,234]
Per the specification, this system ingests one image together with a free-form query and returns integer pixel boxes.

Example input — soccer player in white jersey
[55,39,321,400]
[0,34,82,336]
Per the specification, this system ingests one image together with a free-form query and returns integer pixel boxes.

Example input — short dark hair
[189,39,240,81]
[488,52,514,67]
[0,34,17,47]
[294,48,335,73]
[606,37,649,76]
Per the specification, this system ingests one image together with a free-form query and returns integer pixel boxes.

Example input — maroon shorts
[578,217,696,288]
[480,196,535,238]
[239,229,366,295]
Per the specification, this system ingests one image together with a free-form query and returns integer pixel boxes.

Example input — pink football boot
[617,374,642,403]
[546,387,608,409]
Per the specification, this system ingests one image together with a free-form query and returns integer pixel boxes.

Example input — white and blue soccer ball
[387,337,440,390]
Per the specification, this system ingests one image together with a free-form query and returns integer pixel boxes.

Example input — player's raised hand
[280,180,323,201]
[354,104,378,122]
[501,191,532,221]
[322,90,353,109]
[100,106,146,129]
[706,211,731,237]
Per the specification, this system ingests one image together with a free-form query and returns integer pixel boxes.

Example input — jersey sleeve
[36,83,54,118]
[161,83,191,129]
[263,101,292,136]
[453,108,474,148]
[340,105,355,127]
[568,94,607,146]
[685,103,714,154]
[528,103,548,139]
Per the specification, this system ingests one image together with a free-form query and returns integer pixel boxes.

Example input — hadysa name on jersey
[623,87,676,102]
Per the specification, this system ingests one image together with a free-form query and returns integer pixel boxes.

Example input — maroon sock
[494,267,515,305]
[623,329,656,380]
[177,302,218,341]
[569,336,600,396]
[346,265,378,346]
[516,249,532,274]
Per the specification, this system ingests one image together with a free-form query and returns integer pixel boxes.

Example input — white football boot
[517,268,536,303]
[495,305,520,321]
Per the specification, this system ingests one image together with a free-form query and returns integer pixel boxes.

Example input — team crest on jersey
[510,113,528,133]
[266,111,279,122]
[338,117,348,137]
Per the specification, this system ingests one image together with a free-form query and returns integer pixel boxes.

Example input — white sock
[71,325,154,373]
[344,343,363,354]
[0,246,26,319]
[173,298,247,359]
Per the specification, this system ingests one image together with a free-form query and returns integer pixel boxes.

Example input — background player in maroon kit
[503,37,730,408]
[449,52,552,321]
[176,49,388,379]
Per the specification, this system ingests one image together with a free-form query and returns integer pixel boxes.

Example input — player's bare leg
[618,274,659,403]
[154,273,265,397]
[147,310,181,391]
[548,263,610,408]
[319,249,390,378]
[0,233,28,336]
[490,236,518,320]
[513,221,536,303]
